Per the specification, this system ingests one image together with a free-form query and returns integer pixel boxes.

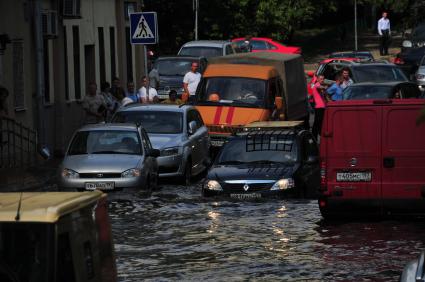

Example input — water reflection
[109,184,425,281]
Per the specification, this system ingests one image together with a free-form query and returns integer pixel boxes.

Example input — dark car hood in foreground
[208,163,297,182]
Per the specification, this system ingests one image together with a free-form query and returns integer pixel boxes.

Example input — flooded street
[109,180,425,281]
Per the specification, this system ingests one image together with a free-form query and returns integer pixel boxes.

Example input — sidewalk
[0,158,61,192]
[292,28,403,72]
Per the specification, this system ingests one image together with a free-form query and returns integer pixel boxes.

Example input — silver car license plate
[230,193,261,199]
[85,182,115,191]
[336,171,372,182]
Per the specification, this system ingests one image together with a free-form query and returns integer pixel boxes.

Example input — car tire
[181,160,192,186]
[151,173,158,191]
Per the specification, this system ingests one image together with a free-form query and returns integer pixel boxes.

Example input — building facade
[0,0,147,156]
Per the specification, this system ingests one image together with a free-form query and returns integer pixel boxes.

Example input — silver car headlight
[160,147,180,157]
[121,168,142,178]
[204,180,223,191]
[416,73,425,80]
[270,178,295,190]
[62,168,79,179]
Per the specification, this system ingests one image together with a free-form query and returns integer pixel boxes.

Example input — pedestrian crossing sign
[130,12,158,44]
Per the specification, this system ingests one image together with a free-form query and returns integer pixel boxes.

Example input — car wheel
[182,160,192,186]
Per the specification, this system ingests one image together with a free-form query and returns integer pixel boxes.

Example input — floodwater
[109,181,425,281]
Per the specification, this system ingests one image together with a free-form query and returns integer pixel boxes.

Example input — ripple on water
[110,184,425,281]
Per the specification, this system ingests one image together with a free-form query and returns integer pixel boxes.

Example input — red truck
[319,99,425,218]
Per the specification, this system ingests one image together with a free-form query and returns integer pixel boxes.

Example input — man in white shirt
[183,62,201,101]
[377,11,391,56]
[138,76,159,103]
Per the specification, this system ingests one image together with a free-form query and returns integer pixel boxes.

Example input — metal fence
[0,117,37,168]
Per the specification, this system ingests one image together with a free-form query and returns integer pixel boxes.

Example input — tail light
[320,160,327,191]
[394,57,404,65]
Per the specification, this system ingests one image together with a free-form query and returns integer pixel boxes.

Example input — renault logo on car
[243,184,249,191]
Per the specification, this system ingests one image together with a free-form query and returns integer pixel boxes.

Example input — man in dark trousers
[377,11,391,56]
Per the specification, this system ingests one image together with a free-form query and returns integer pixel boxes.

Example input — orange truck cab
[319,99,425,218]
[194,52,309,147]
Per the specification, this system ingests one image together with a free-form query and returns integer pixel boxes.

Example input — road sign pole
[144,46,148,76]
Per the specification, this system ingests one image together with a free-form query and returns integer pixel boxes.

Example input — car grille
[207,125,243,134]
[222,182,273,193]
[79,173,121,178]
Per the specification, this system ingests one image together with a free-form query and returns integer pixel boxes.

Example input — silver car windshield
[113,111,183,134]
[217,138,298,165]
[179,47,221,58]
[68,130,142,155]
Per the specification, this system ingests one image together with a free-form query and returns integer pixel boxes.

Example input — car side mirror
[306,71,315,78]
[148,148,160,158]
[188,121,198,135]
[275,97,283,110]
[305,156,319,164]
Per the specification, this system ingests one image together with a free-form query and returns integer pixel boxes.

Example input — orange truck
[193,52,309,147]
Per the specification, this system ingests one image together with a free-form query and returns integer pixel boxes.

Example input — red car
[232,37,301,54]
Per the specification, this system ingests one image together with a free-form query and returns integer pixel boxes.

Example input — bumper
[59,176,146,191]
[319,196,425,218]
[203,189,289,198]
[157,154,183,178]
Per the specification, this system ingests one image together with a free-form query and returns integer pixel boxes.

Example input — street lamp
[193,0,199,40]
[354,0,358,51]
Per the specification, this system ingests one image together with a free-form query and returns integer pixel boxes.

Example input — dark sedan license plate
[230,193,261,200]
[85,182,115,191]
[336,171,372,182]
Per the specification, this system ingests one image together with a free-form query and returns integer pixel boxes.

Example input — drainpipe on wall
[33,0,50,159]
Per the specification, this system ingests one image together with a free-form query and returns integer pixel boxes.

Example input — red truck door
[381,101,425,215]
[323,102,383,214]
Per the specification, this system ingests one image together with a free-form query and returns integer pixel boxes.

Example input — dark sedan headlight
[160,147,180,157]
[61,168,79,179]
[270,178,295,190]
[204,180,223,191]
[121,168,142,178]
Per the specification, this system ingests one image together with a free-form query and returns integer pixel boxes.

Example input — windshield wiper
[218,160,245,165]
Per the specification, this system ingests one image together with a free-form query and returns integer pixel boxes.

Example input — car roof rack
[243,121,304,131]
[241,121,302,152]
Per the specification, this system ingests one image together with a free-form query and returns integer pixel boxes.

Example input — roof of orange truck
[203,64,278,80]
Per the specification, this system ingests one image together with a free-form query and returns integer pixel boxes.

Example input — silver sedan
[113,104,211,185]
[59,123,159,193]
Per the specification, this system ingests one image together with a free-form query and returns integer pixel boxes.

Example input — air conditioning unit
[63,0,81,17]
[42,10,58,38]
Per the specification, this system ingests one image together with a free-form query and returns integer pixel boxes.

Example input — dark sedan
[151,56,207,99]
[202,124,320,199]
[342,82,422,100]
